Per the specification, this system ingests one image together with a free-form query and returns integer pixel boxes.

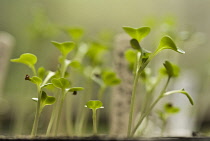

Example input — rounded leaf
[123,26,151,42]
[30,76,42,86]
[85,100,104,110]
[164,103,180,114]
[41,91,56,106]
[66,27,84,41]
[67,87,84,92]
[157,36,185,54]
[51,78,70,89]
[163,61,180,77]
[125,49,137,64]
[102,71,121,86]
[130,39,141,51]
[10,53,37,68]
[51,41,75,57]
[38,67,46,79]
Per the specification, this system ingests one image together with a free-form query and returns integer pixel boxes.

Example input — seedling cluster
[10,25,194,138]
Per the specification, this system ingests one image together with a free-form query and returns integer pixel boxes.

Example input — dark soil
[0,135,210,141]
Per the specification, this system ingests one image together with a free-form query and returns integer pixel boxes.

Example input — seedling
[85,100,104,135]
[45,41,84,136]
[157,102,180,135]
[91,69,121,100]
[123,26,194,137]
[10,40,84,137]
[10,53,56,136]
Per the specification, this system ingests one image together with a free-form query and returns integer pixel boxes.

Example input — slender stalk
[127,72,140,137]
[92,109,97,135]
[46,91,60,136]
[54,91,66,136]
[31,88,41,137]
[75,79,93,136]
[66,96,73,136]
[98,85,106,100]
[131,77,171,136]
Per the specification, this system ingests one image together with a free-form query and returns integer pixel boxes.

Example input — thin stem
[31,66,37,76]
[46,91,60,136]
[54,90,66,136]
[131,77,171,136]
[31,88,41,137]
[66,96,73,136]
[127,72,140,137]
[92,109,97,135]
[98,85,106,101]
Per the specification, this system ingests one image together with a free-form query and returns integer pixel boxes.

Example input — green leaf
[85,100,104,110]
[102,71,121,86]
[164,103,180,114]
[41,91,56,106]
[163,61,180,77]
[51,78,70,90]
[156,36,185,54]
[67,87,84,92]
[30,76,42,86]
[130,39,141,51]
[69,60,81,69]
[123,26,151,42]
[41,83,53,89]
[65,27,84,41]
[38,67,46,79]
[51,41,75,57]
[10,53,37,69]
[125,49,137,64]
[163,89,194,105]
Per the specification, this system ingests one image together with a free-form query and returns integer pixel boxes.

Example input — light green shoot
[85,100,104,135]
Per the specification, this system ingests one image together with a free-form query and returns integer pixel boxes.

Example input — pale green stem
[31,87,41,137]
[98,85,106,101]
[46,91,60,136]
[127,72,140,137]
[141,75,163,115]
[75,79,93,136]
[54,90,66,136]
[131,77,171,136]
[92,109,97,135]
[66,96,73,136]
[31,66,37,76]
[127,52,143,137]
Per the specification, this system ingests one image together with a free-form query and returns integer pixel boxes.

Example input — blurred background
[0,0,210,137]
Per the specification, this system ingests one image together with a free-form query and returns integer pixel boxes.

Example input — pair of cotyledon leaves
[85,100,104,110]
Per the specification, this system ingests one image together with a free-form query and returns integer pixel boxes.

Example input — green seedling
[49,77,84,136]
[123,26,193,137]
[11,53,56,136]
[157,103,180,135]
[91,69,121,100]
[45,41,84,136]
[85,100,104,135]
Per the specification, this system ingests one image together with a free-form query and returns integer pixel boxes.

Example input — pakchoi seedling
[85,100,104,135]
[123,26,194,137]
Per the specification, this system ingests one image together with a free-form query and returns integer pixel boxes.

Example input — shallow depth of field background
[0,0,210,136]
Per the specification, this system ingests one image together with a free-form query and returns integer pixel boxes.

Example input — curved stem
[131,77,171,136]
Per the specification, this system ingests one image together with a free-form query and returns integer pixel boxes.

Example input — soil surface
[0,136,210,141]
